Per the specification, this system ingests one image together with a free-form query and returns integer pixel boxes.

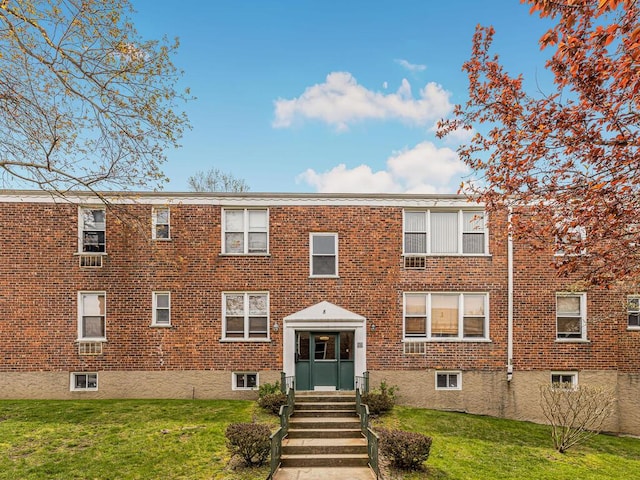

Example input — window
[436,371,461,390]
[233,372,258,390]
[404,293,488,340]
[80,207,106,253]
[152,292,171,326]
[628,296,640,328]
[71,372,98,391]
[152,207,170,240]
[556,293,587,340]
[223,209,268,254]
[223,292,269,340]
[551,372,578,389]
[555,225,587,256]
[78,292,106,341]
[310,233,338,277]
[403,210,486,256]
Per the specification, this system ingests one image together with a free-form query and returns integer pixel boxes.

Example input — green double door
[294,331,354,391]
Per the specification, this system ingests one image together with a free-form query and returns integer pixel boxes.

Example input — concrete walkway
[272,466,376,479]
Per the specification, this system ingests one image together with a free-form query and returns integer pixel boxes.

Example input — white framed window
[435,371,461,390]
[78,292,106,341]
[71,372,98,391]
[152,292,171,326]
[404,292,489,340]
[232,372,258,390]
[223,292,269,340]
[152,207,170,240]
[79,207,106,253]
[556,293,587,341]
[627,296,640,329]
[222,208,268,254]
[310,233,338,277]
[403,210,487,256]
[551,372,578,389]
[555,225,587,256]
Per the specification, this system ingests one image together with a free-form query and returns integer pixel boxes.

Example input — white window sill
[232,387,259,391]
[402,253,492,258]
[76,338,106,343]
[73,252,108,256]
[627,327,640,331]
[220,338,271,343]
[219,253,271,257]
[403,338,492,343]
[554,339,590,344]
[435,388,462,391]
[71,388,98,392]
[151,324,172,328]
[309,275,340,279]
[152,238,172,242]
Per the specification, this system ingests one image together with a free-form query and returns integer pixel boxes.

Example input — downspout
[507,206,514,382]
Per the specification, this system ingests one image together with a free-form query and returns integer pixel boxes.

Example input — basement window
[435,371,461,390]
[233,372,258,390]
[71,372,98,391]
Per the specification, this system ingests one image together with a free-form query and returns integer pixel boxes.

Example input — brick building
[1,190,639,435]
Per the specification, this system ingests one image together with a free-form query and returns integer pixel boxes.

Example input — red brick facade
[1,191,639,433]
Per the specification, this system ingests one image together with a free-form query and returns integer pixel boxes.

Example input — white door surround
[282,301,367,383]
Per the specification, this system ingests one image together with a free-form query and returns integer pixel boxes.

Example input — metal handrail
[355,372,379,479]
[267,374,295,479]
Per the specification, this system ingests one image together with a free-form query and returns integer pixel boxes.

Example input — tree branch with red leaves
[439,0,639,285]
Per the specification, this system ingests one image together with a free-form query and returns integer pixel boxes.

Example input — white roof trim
[0,190,482,208]
[284,301,366,322]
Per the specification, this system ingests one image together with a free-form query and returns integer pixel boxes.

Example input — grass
[1,400,639,479]
[0,399,275,480]
[373,406,640,479]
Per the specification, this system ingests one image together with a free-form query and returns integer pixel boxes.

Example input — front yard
[0,399,638,479]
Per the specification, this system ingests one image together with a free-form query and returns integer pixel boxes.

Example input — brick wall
[1,195,638,378]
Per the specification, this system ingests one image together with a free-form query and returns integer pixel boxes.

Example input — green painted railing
[267,374,295,479]
[355,372,379,479]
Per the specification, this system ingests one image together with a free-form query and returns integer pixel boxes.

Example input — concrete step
[289,417,360,430]
[293,409,358,418]
[287,428,363,439]
[295,402,356,411]
[280,453,370,468]
[295,393,355,403]
[272,466,376,480]
[283,437,367,455]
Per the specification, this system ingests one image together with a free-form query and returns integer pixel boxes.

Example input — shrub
[257,381,287,414]
[258,381,281,397]
[258,392,287,414]
[361,381,397,415]
[225,422,271,467]
[540,383,615,453]
[379,428,432,470]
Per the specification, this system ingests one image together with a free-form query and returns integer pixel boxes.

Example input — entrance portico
[283,301,367,391]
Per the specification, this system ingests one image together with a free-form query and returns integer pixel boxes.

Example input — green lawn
[373,406,640,479]
[0,399,274,480]
[1,400,639,480]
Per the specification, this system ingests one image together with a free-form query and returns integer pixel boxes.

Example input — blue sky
[133,0,553,193]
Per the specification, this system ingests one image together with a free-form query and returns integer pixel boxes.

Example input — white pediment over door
[283,301,366,322]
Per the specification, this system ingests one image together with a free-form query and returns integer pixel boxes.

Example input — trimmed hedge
[225,422,271,467]
[379,428,432,470]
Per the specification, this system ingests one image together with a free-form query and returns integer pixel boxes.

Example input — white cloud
[382,81,388,89]
[395,58,427,72]
[429,123,475,144]
[297,164,401,193]
[296,141,468,194]
[273,72,452,131]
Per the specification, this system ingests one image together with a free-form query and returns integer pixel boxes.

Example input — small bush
[258,381,281,397]
[361,381,397,415]
[258,392,287,414]
[379,428,432,470]
[225,422,271,467]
